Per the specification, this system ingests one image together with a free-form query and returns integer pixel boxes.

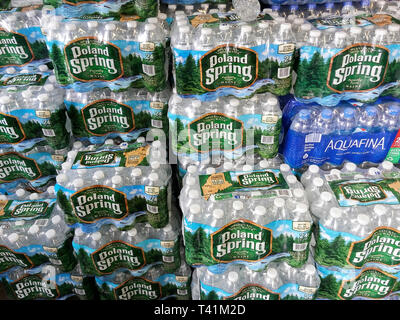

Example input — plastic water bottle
[291,109,312,134]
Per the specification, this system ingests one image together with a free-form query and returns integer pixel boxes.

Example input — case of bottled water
[0,263,96,300]
[281,98,400,170]
[302,162,400,299]
[55,139,172,232]
[180,165,313,269]
[191,255,320,300]
[94,249,192,300]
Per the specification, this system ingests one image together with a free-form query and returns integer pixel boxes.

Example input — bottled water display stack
[303,161,400,299]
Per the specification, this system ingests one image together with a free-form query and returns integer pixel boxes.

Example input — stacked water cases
[168,2,320,300]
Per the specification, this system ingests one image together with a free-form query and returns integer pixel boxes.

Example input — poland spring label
[0,246,33,273]
[0,198,56,222]
[46,25,167,92]
[73,238,171,276]
[183,217,312,269]
[169,111,282,161]
[326,176,400,207]
[8,275,59,300]
[294,42,400,105]
[55,183,169,232]
[65,96,168,145]
[49,0,159,20]
[0,24,50,74]
[172,20,294,100]
[0,151,58,194]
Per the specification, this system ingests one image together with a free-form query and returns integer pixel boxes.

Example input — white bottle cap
[16,189,25,197]
[158,13,167,20]
[206,167,216,175]
[330,168,341,176]
[293,188,305,198]
[382,161,394,171]
[189,189,200,199]
[151,161,161,170]
[46,229,56,239]
[112,175,122,185]
[66,23,77,31]
[388,24,400,32]
[304,264,316,275]
[300,23,312,32]
[344,162,357,172]
[15,220,25,226]
[52,215,62,224]
[22,90,33,99]
[147,17,158,24]
[213,208,224,219]
[105,23,116,31]
[201,28,212,35]
[5,67,16,74]
[313,177,324,187]
[295,203,308,214]
[233,201,244,211]
[374,204,387,216]
[8,233,19,243]
[310,30,321,38]
[47,186,55,195]
[228,271,238,282]
[29,193,39,200]
[163,224,172,232]
[75,228,84,237]
[39,64,49,72]
[242,164,253,172]
[229,98,240,107]
[149,172,159,182]
[57,173,68,184]
[186,177,196,186]
[28,225,39,234]
[223,162,234,171]
[191,100,201,108]
[152,140,162,149]
[104,139,114,145]
[259,159,269,169]
[132,168,142,177]
[127,20,138,29]
[267,267,278,279]
[94,171,105,180]
[189,204,201,214]
[255,206,266,215]
[87,21,98,29]
[73,178,84,188]
[145,24,156,32]
[128,228,138,237]
[357,214,370,225]
[91,232,102,241]
[286,175,298,184]
[73,141,83,150]
[274,198,285,208]
[0,96,11,104]
[187,165,198,174]
[308,165,319,174]
[0,195,7,201]
[329,207,342,218]
[368,168,380,176]
[350,26,362,35]
[321,191,333,202]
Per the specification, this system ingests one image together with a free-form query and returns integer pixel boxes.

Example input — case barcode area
[151,119,163,128]
[147,204,159,214]
[34,219,48,227]
[325,174,341,182]
[142,64,156,76]
[162,255,175,263]
[276,189,292,197]
[42,129,55,137]
[305,133,322,143]
[277,67,291,79]
[261,135,274,145]
[293,243,308,252]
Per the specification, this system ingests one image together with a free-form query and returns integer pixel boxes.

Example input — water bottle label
[0,198,56,222]
[0,25,50,74]
[0,151,58,194]
[50,0,158,20]
[46,27,166,92]
[327,176,400,206]
[294,43,400,105]
[1,267,92,300]
[385,130,400,164]
[183,217,311,268]
[198,280,315,300]
[0,245,34,273]
[70,143,150,169]
[0,104,70,152]
[199,169,288,200]
[0,72,49,87]
[56,183,169,231]
[65,97,168,145]
[169,110,281,160]
[283,129,397,169]
[94,265,188,300]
